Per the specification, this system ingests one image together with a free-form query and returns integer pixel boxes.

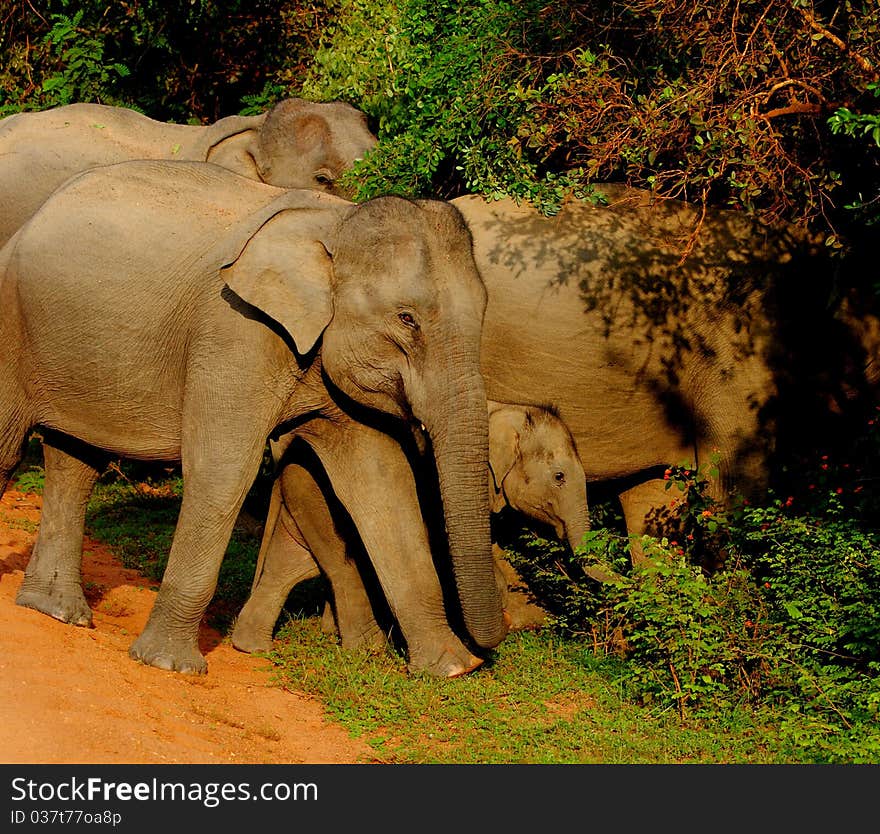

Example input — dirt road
[0,489,379,765]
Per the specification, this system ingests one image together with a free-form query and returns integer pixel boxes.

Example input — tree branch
[798,6,878,81]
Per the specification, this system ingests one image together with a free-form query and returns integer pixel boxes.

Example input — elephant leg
[301,417,483,678]
[16,436,104,625]
[232,494,322,653]
[234,450,386,653]
[320,601,338,635]
[0,386,30,499]
[129,429,266,675]
[618,477,675,565]
[279,452,387,651]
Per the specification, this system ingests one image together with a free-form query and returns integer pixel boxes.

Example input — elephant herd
[0,99,877,679]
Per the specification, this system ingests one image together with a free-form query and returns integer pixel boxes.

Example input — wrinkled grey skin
[456,187,880,558]
[0,159,506,677]
[0,98,377,246]
[231,400,590,653]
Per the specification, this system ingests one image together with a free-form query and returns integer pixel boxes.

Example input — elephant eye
[314,169,335,186]
[398,311,418,328]
[554,471,566,484]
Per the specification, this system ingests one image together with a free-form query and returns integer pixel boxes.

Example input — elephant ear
[488,406,526,507]
[220,209,335,356]
[187,113,266,164]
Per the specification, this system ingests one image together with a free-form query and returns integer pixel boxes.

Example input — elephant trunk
[565,499,591,553]
[422,371,507,650]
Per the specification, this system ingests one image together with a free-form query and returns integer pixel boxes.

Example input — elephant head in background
[232,400,592,655]
[0,97,377,246]
[488,401,589,553]
[0,159,505,677]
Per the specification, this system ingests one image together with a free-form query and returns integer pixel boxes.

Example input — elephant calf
[232,400,591,656]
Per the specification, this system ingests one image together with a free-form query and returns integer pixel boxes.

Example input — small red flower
[764,582,771,589]
[836,487,844,494]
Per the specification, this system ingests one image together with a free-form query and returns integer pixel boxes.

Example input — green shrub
[300,0,602,211]
[506,457,880,761]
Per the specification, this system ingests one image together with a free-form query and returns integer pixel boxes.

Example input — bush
[506,454,880,761]
[300,0,880,246]
[299,0,603,211]
[0,0,328,121]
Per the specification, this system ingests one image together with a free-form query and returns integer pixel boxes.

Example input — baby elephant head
[488,402,590,552]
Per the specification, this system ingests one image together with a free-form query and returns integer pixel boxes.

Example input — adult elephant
[0,159,506,676]
[232,399,592,654]
[0,97,377,246]
[244,181,878,648]
[454,186,878,549]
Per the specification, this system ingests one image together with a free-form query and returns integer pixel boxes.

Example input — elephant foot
[406,641,484,678]
[129,628,207,675]
[338,622,387,651]
[16,583,93,627]
[322,600,388,650]
[230,615,274,655]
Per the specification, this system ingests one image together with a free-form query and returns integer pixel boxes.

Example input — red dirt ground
[0,489,380,765]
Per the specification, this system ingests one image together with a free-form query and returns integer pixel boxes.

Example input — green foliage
[300,0,602,211]
[0,0,328,121]
[828,81,880,227]
[12,465,45,495]
[298,0,880,240]
[734,499,880,761]
[39,9,131,108]
[829,82,880,148]
[508,460,880,762]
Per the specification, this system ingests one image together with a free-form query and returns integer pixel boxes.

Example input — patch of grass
[12,465,45,495]
[76,468,873,764]
[84,475,269,632]
[265,618,788,764]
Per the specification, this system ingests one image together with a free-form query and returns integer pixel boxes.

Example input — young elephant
[0,159,507,677]
[232,400,590,654]
[0,97,377,246]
